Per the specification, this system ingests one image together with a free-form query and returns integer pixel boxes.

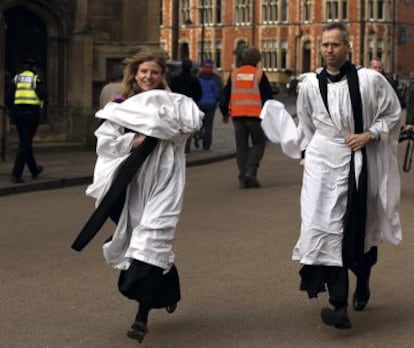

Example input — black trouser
[232,117,266,178]
[199,106,216,150]
[326,247,378,309]
[12,106,40,178]
[300,247,378,309]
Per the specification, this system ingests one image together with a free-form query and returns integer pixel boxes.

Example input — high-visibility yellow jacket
[229,65,262,117]
[14,70,42,106]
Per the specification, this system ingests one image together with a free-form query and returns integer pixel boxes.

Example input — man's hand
[132,134,146,148]
[344,132,372,151]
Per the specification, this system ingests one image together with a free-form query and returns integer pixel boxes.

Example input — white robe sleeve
[260,99,306,159]
[96,90,204,142]
[85,120,135,202]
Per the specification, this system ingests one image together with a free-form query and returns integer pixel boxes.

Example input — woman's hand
[132,134,146,148]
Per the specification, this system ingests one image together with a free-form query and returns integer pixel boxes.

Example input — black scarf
[71,136,159,251]
[317,61,368,268]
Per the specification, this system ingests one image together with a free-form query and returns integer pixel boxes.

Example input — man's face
[370,60,384,73]
[320,28,349,71]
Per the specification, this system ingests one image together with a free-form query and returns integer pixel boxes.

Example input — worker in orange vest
[220,47,273,188]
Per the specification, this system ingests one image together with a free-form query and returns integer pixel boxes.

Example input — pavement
[2,138,414,347]
[0,93,297,196]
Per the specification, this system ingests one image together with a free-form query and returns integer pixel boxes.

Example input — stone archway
[0,1,70,147]
[4,6,48,121]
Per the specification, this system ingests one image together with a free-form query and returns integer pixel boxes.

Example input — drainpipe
[252,0,256,46]
[360,0,365,66]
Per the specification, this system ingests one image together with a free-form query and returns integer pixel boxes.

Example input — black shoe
[239,176,248,189]
[245,176,261,188]
[166,303,177,313]
[11,176,25,184]
[32,166,43,179]
[353,278,370,311]
[127,320,148,342]
[321,307,352,329]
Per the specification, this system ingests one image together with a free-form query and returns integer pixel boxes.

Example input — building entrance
[4,6,47,121]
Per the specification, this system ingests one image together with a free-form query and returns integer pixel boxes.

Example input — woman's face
[135,61,164,91]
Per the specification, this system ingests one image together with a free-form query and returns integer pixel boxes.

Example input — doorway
[4,6,47,121]
[302,41,311,73]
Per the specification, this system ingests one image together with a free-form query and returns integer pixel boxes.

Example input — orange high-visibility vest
[229,65,262,117]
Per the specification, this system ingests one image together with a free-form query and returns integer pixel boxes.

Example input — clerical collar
[325,61,351,83]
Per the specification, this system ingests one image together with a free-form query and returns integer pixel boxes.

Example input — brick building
[160,0,414,84]
[0,0,160,155]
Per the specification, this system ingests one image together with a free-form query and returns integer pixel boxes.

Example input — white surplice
[261,67,402,266]
[86,90,203,270]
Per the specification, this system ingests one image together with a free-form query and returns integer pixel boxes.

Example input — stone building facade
[0,0,160,154]
[160,0,414,84]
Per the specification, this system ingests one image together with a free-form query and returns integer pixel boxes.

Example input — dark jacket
[170,72,202,104]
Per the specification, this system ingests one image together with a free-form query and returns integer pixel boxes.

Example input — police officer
[7,56,47,183]
[220,47,273,188]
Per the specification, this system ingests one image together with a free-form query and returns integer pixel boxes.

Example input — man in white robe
[261,22,401,329]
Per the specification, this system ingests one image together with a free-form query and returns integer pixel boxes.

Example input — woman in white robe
[85,51,203,342]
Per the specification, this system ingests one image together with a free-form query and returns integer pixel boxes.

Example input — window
[303,0,312,22]
[215,40,222,68]
[281,0,288,21]
[199,40,213,63]
[262,0,288,23]
[234,40,248,67]
[216,0,222,24]
[325,0,347,20]
[197,0,222,25]
[200,0,214,25]
[235,0,250,25]
[262,0,278,23]
[342,1,347,19]
[181,0,191,25]
[368,0,386,20]
[261,39,277,70]
[160,0,163,26]
[281,41,288,69]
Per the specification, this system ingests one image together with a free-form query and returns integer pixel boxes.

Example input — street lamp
[172,0,179,60]
[200,0,205,64]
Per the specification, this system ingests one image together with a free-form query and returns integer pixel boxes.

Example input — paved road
[1,143,414,347]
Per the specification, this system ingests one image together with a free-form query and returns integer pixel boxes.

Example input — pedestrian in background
[83,50,203,343]
[220,46,273,188]
[197,59,222,151]
[391,73,407,110]
[6,56,47,184]
[99,64,124,108]
[404,72,414,122]
[369,57,406,109]
[170,58,202,153]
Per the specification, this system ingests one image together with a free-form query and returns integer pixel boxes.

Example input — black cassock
[71,135,180,308]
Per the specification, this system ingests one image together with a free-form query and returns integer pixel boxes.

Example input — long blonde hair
[120,51,167,98]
